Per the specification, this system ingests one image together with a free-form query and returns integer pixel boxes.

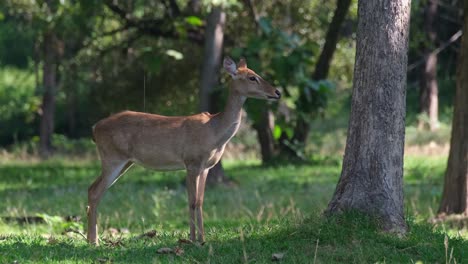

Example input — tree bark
[66,63,78,138]
[200,7,225,114]
[438,0,468,216]
[187,0,201,14]
[292,0,352,144]
[199,7,231,185]
[242,0,277,164]
[206,160,228,186]
[419,0,439,131]
[326,0,411,234]
[39,31,58,157]
[253,109,276,164]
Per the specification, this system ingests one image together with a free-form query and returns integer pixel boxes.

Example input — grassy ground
[1,156,467,263]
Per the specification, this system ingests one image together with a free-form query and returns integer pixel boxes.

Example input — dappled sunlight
[0,0,465,261]
[1,157,468,262]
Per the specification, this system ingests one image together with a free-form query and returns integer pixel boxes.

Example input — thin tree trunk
[419,0,439,131]
[34,41,40,95]
[199,7,231,185]
[187,0,201,14]
[438,0,468,216]
[326,0,411,234]
[67,63,78,138]
[206,161,228,186]
[39,31,58,157]
[292,0,352,144]
[243,0,277,164]
[200,7,225,114]
[253,109,275,163]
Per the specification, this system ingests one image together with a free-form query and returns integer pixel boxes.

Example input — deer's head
[224,57,281,100]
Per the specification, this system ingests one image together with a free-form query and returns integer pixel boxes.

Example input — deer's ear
[223,56,237,77]
[238,58,247,69]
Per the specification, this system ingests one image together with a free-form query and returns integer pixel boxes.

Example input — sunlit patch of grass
[1,213,467,263]
[1,157,468,262]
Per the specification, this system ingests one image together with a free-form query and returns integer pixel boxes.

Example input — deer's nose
[275,89,281,99]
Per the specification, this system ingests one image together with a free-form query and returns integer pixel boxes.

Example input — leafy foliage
[0,67,39,145]
[231,17,334,150]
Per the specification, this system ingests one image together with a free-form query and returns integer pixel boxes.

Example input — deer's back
[92,111,218,170]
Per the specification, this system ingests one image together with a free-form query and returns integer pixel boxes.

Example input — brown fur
[86,57,280,245]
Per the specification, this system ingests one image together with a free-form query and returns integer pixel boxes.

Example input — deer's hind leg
[87,159,132,245]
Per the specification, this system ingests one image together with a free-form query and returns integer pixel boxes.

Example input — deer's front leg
[186,168,201,242]
[196,169,209,243]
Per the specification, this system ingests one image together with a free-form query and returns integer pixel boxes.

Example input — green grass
[1,157,467,263]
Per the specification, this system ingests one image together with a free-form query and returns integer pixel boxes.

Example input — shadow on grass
[2,212,467,263]
[0,237,175,263]
[200,212,468,263]
[0,163,186,191]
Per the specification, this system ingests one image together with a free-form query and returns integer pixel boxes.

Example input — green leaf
[166,49,184,60]
[284,126,293,139]
[143,56,162,72]
[185,16,203,26]
[258,17,272,35]
[231,47,244,59]
[273,125,282,140]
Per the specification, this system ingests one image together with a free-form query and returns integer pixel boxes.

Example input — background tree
[0,1,359,163]
[291,0,352,146]
[418,0,440,131]
[198,6,231,185]
[326,0,411,233]
[438,0,468,216]
[237,0,353,163]
[39,29,60,157]
[407,0,461,128]
[2,1,101,156]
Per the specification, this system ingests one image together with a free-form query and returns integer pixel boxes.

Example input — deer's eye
[249,76,257,81]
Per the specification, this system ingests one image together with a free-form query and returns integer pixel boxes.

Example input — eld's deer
[87,57,281,245]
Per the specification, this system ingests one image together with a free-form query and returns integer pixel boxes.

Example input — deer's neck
[212,85,245,145]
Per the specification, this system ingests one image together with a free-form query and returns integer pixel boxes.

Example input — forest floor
[1,156,467,263]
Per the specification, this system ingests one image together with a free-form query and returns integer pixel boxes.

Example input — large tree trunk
[199,7,230,185]
[438,1,468,216]
[418,0,439,131]
[39,31,58,157]
[291,0,352,144]
[326,0,411,234]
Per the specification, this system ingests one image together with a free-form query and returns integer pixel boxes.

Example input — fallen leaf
[119,228,130,234]
[64,215,81,222]
[272,253,285,261]
[107,228,119,236]
[41,234,52,239]
[47,237,58,245]
[141,230,157,238]
[173,246,184,256]
[96,257,112,263]
[63,228,87,240]
[103,238,124,247]
[157,247,173,254]
[178,238,193,244]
